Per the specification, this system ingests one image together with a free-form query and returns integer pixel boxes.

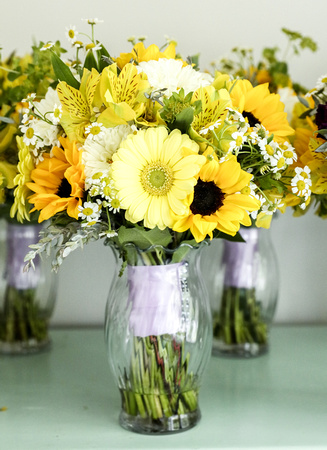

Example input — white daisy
[137,59,213,97]
[82,18,104,25]
[85,122,106,139]
[280,142,297,165]
[66,25,78,44]
[229,131,246,152]
[20,122,38,147]
[78,201,101,221]
[40,42,55,52]
[270,150,287,173]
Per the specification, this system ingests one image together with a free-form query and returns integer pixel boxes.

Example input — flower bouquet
[0,44,59,353]
[206,30,316,356]
[10,19,310,429]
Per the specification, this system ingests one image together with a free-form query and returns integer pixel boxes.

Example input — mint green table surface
[1,326,327,449]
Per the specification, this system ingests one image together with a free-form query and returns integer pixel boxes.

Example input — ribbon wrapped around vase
[6,224,41,290]
[127,262,184,337]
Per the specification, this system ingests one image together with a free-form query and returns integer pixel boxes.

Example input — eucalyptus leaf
[314,141,327,153]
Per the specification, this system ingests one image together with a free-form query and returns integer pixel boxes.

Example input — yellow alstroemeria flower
[57,68,102,143]
[98,63,149,127]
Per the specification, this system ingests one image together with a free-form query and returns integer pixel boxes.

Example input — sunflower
[116,42,177,70]
[229,79,294,141]
[111,127,205,230]
[26,137,85,222]
[172,151,261,242]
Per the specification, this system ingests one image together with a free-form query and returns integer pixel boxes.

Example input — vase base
[119,409,201,434]
[212,339,268,358]
[0,337,51,355]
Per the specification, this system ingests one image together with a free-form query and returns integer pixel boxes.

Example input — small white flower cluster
[307,74,327,99]
[20,88,62,161]
[291,166,312,208]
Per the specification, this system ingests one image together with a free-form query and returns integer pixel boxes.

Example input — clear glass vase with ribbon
[105,242,212,434]
[0,221,57,354]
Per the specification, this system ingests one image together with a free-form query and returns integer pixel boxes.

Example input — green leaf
[117,226,172,249]
[83,49,98,71]
[51,51,80,89]
[169,107,194,133]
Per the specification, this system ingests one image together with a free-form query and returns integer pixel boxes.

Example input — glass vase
[104,242,212,434]
[0,221,57,355]
[211,227,279,358]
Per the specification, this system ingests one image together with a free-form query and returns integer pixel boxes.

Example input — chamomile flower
[40,42,55,52]
[294,165,311,181]
[82,18,104,25]
[259,139,278,163]
[20,122,38,147]
[248,124,269,144]
[78,201,101,222]
[199,120,221,136]
[229,131,246,152]
[270,150,287,173]
[280,142,297,165]
[66,25,78,44]
[291,177,311,199]
[108,196,122,214]
[22,93,36,108]
[85,122,106,139]
[48,104,62,125]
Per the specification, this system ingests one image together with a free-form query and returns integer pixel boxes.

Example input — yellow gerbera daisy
[26,137,85,222]
[10,136,34,222]
[172,151,261,242]
[116,42,177,70]
[111,127,206,230]
[229,79,294,141]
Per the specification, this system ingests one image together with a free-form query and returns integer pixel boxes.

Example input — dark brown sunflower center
[57,178,71,198]
[242,111,260,128]
[190,179,225,216]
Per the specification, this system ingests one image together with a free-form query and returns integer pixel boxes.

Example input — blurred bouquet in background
[0,43,61,353]
[291,75,327,218]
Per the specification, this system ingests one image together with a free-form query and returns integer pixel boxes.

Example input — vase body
[105,243,212,434]
[0,221,57,354]
[211,227,278,357]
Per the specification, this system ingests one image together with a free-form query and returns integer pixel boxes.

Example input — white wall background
[1,0,326,326]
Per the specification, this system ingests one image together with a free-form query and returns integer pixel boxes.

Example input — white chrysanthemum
[138,59,213,97]
[29,117,61,149]
[259,139,279,164]
[35,88,62,126]
[270,150,287,173]
[277,87,298,124]
[82,124,134,178]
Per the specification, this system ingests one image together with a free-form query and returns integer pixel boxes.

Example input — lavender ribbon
[6,224,41,290]
[223,228,259,289]
[127,263,183,337]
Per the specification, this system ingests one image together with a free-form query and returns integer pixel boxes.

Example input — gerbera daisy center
[190,179,225,216]
[141,162,173,196]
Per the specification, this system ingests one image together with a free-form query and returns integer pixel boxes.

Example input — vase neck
[223,227,260,289]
